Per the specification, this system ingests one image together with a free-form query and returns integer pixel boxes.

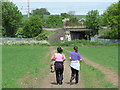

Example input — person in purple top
[69,46,82,84]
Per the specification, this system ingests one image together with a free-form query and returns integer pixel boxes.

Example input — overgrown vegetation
[2,1,22,37]
[100,2,119,39]
[2,1,119,40]
[85,10,100,36]
[49,40,118,47]
[22,15,43,38]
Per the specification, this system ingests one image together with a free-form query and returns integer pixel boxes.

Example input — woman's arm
[51,54,55,61]
[79,53,82,62]
[62,54,66,62]
[80,59,82,62]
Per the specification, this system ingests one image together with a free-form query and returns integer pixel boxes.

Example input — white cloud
[9,0,118,2]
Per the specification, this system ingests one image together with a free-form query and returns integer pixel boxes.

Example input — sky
[9,0,118,2]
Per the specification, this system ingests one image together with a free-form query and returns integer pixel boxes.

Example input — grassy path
[83,57,118,86]
[64,48,118,87]
[40,46,84,88]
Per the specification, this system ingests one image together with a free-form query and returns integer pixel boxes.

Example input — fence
[0,38,36,43]
[91,37,120,43]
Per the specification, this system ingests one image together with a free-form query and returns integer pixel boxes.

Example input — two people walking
[51,46,82,85]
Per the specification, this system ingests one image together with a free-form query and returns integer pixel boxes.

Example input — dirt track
[40,46,84,88]
[18,46,118,88]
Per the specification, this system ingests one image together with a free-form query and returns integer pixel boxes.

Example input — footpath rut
[65,48,118,87]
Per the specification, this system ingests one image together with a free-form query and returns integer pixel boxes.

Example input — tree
[2,1,22,37]
[32,8,50,17]
[102,2,119,39]
[85,10,100,36]
[23,15,43,38]
[46,15,63,28]
[61,13,70,19]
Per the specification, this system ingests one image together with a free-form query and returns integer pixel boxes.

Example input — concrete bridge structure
[47,26,93,42]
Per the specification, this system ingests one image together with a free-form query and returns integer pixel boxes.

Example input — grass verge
[2,46,50,88]
[66,46,118,74]
[64,48,117,88]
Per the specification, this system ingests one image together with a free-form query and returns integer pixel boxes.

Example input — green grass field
[2,46,50,88]
[67,46,118,74]
[80,61,117,88]
[64,47,117,88]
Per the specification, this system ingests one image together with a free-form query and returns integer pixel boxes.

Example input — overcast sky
[9,0,118,2]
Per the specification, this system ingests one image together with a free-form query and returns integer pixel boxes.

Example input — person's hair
[74,46,78,52]
[57,47,63,53]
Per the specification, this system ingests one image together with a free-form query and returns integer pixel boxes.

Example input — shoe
[75,82,78,84]
[56,83,59,85]
[59,80,63,85]
[70,77,74,82]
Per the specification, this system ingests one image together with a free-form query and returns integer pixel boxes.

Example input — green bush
[98,29,111,39]
[36,32,48,41]
[2,40,50,46]
[15,28,24,38]
[23,15,43,38]
[49,40,118,47]
[46,15,63,28]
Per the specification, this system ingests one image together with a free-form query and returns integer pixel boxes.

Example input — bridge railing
[63,26,86,29]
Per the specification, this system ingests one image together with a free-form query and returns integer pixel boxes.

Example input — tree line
[2,1,120,39]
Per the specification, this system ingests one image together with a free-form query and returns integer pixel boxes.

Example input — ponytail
[74,46,78,52]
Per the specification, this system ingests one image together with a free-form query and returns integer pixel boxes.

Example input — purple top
[70,51,82,61]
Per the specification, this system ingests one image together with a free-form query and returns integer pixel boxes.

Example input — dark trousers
[71,67,79,83]
[55,68,63,84]
[55,62,64,84]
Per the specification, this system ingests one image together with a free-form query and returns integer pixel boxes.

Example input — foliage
[23,15,43,38]
[15,28,24,38]
[85,10,100,36]
[61,13,70,19]
[2,40,50,46]
[68,15,81,26]
[36,32,48,40]
[46,15,63,28]
[102,2,119,39]
[31,8,50,17]
[2,1,22,37]
[98,29,111,39]
[49,40,118,47]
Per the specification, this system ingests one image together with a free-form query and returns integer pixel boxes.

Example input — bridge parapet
[63,26,86,29]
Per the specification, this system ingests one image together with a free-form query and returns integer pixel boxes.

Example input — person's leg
[75,70,79,84]
[70,67,75,82]
[55,70,59,84]
[59,68,63,84]
[71,67,75,77]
